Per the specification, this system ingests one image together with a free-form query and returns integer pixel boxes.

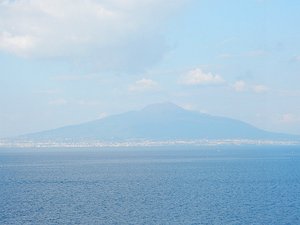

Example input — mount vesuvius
[20,102,299,141]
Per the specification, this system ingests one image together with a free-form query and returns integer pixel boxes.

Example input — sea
[0,146,300,225]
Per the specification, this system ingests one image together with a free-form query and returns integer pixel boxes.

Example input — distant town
[0,139,299,148]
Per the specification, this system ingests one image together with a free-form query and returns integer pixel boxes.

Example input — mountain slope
[22,102,299,141]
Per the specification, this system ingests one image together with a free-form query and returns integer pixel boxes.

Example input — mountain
[21,102,299,141]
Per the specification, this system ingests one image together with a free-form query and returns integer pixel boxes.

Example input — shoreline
[1,139,299,148]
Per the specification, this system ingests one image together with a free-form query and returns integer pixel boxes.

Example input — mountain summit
[22,103,299,141]
[141,102,185,113]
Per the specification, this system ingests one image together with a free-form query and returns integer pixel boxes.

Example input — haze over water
[1,146,300,224]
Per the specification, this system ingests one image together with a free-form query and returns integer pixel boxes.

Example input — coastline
[1,139,299,148]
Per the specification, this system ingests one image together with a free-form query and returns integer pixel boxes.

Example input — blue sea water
[0,146,300,225]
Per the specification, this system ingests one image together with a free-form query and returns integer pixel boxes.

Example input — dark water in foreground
[1,146,300,225]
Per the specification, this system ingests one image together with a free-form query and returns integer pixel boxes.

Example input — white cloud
[98,112,108,119]
[128,78,159,92]
[252,84,269,93]
[0,0,187,71]
[179,103,208,113]
[292,55,300,62]
[180,68,225,86]
[233,80,247,92]
[232,81,269,94]
[178,103,196,111]
[0,31,36,56]
[280,113,300,124]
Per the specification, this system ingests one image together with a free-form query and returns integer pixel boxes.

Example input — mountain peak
[141,102,185,113]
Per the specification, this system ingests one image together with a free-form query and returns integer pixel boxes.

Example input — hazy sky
[1,0,300,137]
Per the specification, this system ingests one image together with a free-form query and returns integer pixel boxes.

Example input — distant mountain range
[19,102,300,142]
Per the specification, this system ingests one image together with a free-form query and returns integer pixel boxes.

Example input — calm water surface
[1,146,300,224]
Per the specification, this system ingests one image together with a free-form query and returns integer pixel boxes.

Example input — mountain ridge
[19,102,300,141]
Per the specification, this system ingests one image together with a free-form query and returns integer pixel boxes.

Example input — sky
[1,0,300,137]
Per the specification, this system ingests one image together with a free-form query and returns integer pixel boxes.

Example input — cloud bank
[128,78,159,92]
[180,68,224,86]
[233,80,269,94]
[280,113,300,124]
[0,0,187,71]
